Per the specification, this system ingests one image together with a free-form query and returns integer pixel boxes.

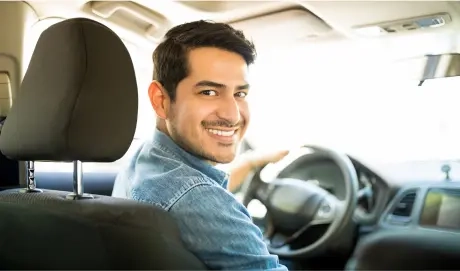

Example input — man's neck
[156,123,219,166]
[152,128,228,187]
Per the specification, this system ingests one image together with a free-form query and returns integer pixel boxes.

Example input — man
[112,20,289,270]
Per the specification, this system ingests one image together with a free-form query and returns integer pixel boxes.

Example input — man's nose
[216,96,241,126]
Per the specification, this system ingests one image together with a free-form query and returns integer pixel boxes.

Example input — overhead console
[381,182,460,233]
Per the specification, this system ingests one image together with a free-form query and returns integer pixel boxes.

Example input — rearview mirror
[388,53,460,84]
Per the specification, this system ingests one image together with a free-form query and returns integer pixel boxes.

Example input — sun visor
[230,9,333,46]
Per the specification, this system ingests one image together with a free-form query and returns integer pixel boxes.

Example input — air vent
[393,192,417,216]
[387,191,417,225]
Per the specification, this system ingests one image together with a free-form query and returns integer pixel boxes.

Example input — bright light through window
[245,51,460,164]
[22,18,460,173]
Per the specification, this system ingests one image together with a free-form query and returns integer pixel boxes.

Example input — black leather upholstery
[0,18,207,270]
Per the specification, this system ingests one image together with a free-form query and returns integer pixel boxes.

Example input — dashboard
[256,149,460,264]
[261,150,460,236]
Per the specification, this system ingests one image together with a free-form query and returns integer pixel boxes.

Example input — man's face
[165,47,250,164]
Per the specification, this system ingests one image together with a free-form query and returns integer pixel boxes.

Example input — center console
[381,182,460,233]
[356,182,460,271]
[419,188,460,230]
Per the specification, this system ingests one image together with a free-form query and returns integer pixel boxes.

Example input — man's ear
[148,81,170,119]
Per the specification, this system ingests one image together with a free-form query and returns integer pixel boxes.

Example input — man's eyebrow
[195,80,250,90]
[237,84,250,90]
[195,80,225,88]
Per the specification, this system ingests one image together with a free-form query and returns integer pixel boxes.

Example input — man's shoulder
[130,173,215,211]
[127,142,217,210]
[118,142,287,270]
[168,182,249,219]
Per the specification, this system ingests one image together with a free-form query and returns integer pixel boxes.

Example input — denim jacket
[112,129,287,270]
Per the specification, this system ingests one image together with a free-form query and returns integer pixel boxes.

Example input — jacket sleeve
[169,183,288,270]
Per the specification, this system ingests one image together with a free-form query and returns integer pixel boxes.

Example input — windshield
[244,47,460,165]
[29,19,460,172]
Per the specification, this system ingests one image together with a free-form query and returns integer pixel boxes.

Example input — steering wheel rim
[241,145,359,258]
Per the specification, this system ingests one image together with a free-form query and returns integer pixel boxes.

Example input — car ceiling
[1,1,456,145]
[3,0,460,126]
[25,1,460,56]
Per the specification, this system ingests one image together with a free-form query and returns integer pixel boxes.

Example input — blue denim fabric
[112,129,288,270]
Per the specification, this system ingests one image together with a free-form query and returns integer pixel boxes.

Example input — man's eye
[200,90,217,96]
[235,92,247,98]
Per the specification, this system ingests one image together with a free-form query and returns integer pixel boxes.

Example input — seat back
[0,18,206,270]
[0,190,206,270]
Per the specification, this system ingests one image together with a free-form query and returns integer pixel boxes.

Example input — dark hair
[152,20,257,101]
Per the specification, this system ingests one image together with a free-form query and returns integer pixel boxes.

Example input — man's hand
[228,149,290,193]
[250,150,290,168]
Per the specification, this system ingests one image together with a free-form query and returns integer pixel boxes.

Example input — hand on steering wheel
[248,149,290,168]
[241,145,359,258]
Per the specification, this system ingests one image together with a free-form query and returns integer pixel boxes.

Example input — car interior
[1,1,460,270]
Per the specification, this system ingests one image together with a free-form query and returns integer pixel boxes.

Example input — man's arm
[228,150,289,193]
[227,159,254,193]
[168,183,288,270]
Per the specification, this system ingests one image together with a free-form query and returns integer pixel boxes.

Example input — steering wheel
[241,145,359,258]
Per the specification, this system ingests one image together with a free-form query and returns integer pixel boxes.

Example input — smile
[206,128,237,137]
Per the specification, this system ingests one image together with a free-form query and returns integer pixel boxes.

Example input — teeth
[206,129,236,137]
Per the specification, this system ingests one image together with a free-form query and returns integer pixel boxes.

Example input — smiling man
[155,46,250,164]
[112,20,287,270]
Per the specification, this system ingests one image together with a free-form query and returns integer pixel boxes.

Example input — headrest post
[19,161,42,193]
[65,161,93,200]
[74,160,84,195]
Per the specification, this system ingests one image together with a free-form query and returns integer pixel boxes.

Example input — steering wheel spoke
[311,196,344,226]
[254,181,274,203]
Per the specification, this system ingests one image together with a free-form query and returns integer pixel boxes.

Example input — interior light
[415,17,446,28]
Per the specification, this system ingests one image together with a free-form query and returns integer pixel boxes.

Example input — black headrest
[0,18,138,162]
